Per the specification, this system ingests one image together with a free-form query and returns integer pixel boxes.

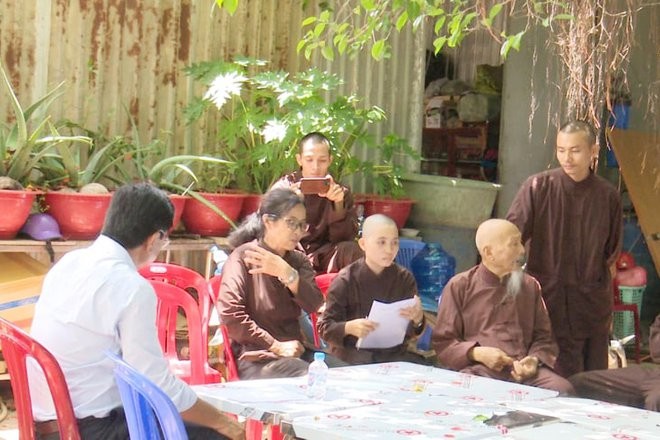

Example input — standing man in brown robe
[433,219,574,395]
[272,132,362,273]
[506,120,623,377]
[569,314,660,411]
[318,214,428,365]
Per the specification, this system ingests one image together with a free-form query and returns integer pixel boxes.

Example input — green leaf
[553,13,574,21]
[321,44,335,61]
[215,0,238,15]
[395,11,408,31]
[433,36,447,54]
[301,16,317,27]
[371,39,386,60]
[360,0,376,11]
[434,16,446,34]
[313,22,326,37]
[488,3,503,23]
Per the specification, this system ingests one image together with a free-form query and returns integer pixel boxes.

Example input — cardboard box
[0,253,48,333]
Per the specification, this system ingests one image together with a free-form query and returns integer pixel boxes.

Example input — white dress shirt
[29,235,197,420]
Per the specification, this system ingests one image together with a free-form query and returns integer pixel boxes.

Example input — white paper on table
[356,298,416,349]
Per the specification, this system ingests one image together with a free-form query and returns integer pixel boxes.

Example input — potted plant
[359,134,420,229]
[0,63,92,239]
[184,58,414,226]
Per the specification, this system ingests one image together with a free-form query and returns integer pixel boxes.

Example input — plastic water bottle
[210,245,228,275]
[411,242,456,311]
[306,352,328,400]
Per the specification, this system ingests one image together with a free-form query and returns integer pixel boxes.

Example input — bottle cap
[314,352,325,362]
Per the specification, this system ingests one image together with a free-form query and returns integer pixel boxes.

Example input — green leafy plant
[184,57,415,194]
[0,64,92,189]
[362,134,420,199]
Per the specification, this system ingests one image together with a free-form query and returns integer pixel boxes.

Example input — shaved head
[362,214,397,238]
[475,219,519,257]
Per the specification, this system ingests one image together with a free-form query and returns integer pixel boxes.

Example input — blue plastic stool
[107,352,188,439]
[395,239,426,272]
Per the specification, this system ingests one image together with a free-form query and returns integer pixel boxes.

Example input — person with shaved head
[433,219,574,394]
[318,214,429,365]
[507,120,623,377]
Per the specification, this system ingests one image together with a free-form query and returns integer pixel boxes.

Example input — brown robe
[507,168,623,376]
[217,240,324,378]
[433,264,573,394]
[569,314,660,411]
[273,171,361,272]
[318,258,426,365]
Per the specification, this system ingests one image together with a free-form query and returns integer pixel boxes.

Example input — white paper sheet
[356,298,417,349]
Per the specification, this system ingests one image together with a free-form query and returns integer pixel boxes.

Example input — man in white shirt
[29,183,244,439]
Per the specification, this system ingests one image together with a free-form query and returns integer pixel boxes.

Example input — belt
[34,420,61,436]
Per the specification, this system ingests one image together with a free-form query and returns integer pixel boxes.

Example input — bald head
[475,219,520,257]
[362,214,397,238]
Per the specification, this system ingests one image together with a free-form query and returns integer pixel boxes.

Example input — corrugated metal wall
[0,1,501,182]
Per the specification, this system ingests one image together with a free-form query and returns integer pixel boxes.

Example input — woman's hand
[244,245,291,280]
[269,339,304,358]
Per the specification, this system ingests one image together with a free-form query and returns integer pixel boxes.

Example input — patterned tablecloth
[193,362,660,439]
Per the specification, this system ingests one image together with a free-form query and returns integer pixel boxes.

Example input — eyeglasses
[158,230,170,248]
[269,215,309,233]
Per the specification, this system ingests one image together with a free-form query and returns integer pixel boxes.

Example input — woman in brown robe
[218,188,343,379]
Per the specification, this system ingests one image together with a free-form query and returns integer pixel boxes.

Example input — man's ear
[481,245,493,262]
[145,231,160,252]
[358,236,367,252]
[295,153,303,167]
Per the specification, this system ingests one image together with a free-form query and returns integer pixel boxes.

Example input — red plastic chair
[139,262,214,326]
[208,274,222,302]
[310,273,338,348]
[0,317,81,439]
[148,279,222,384]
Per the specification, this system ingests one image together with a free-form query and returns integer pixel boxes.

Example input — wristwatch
[278,268,299,286]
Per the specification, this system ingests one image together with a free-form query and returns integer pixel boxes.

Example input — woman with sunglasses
[217,188,343,379]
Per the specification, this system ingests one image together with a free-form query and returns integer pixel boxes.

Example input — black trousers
[38,407,227,440]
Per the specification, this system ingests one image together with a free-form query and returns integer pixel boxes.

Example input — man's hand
[399,296,424,327]
[319,176,345,204]
[511,356,539,382]
[345,318,379,339]
[470,346,514,371]
[269,340,304,358]
[215,412,245,440]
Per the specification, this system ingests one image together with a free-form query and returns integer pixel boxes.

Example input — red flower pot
[182,192,245,237]
[363,197,414,230]
[45,192,112,240]
[168,195,188,232]
[0,190,40,239]
[239,194,262,220]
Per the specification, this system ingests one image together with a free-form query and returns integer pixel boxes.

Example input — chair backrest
[139,262,213,327]
[148,279,208,384]
[0,317,81,440]
[395,239,426,271]
[206,275,240,382]
[208,275,222,302]
[107,352,188,440]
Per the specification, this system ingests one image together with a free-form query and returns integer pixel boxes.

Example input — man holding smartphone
[272,132,362,273]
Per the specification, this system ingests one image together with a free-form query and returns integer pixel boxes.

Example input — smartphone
[299,177,331,194]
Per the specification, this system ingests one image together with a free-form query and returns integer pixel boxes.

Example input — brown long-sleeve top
[651,314,660,363]
[319,258,422,364]
[506,168,622,337]
[273,171,359,254]
[433,264,558,372]
[217,240,323,354]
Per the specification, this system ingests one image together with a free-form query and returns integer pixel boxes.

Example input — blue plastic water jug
[411,242,455,312]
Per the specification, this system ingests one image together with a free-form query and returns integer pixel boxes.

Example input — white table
[193,362,660,439]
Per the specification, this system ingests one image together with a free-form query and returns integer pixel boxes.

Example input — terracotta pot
[182,192,245,237]
[239,193,262,220]
[45,192,112,240]
[0,190,40,239]
[168,194,189,232]
[363,197,414,230]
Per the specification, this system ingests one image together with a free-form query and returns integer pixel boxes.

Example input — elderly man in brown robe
[433,219,574,395]
[319,214,428,365]
[272,132,362,274]
[506,120,623,377]
[569,314,660,411]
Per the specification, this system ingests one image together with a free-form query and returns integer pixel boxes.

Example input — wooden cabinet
[420,123,488,180]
